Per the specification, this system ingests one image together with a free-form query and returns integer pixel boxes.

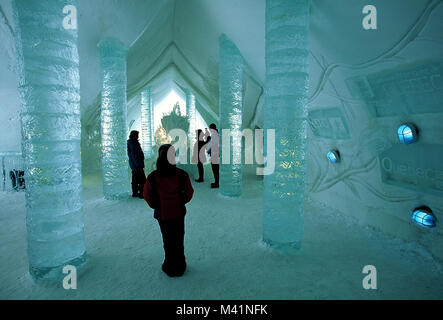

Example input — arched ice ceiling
[1,0,443,149]
[79,0,266,131]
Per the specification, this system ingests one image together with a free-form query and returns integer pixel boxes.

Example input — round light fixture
[398,123,417,144]
[411,206,436,229]
[327,150,340,163]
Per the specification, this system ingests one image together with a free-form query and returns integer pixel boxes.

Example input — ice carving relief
[379,144,443,196]
[346,61,443,118]
[308,107,350,140]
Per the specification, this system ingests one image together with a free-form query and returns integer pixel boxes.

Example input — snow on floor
[1,165,442,299]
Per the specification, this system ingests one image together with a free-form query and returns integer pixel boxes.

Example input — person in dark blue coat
[127,130,146,198]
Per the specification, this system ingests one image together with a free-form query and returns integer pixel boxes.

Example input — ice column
[98,38,130,200]
[219,34,243,197]
[186,90,196,157]
[12,0,87,281]
[263,0,310,252]
[141,87,154,157]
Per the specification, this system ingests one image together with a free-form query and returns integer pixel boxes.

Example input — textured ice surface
[263,0,310,252]
[81,124,102,174]
[12,0,86,280]
[186,90,196,157]
[218,34,243,197]
[140,87,154,157]
[98,38,130,200]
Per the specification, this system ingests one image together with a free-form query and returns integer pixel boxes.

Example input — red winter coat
[143,168,194,220]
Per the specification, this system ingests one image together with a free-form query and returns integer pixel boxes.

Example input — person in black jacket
[127,130,146,198]
[193,129,206,182]
[144,144,194,277]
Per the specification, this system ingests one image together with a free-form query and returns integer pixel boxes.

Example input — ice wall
[263,0,310,252]
[98,38,130,200]
[303,1,443,260]
[218,34,243,197]
[12,0,87,281]
[140,87,154,157]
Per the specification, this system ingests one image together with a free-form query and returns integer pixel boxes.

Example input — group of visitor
[192,123,219,188]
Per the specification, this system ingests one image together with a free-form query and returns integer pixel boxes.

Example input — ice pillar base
[262,240,302,255]
[29,251,87,283]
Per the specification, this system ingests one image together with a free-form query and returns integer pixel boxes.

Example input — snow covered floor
[1,165,442,299]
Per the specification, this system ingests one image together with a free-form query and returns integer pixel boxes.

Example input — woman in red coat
[143,144,194,277]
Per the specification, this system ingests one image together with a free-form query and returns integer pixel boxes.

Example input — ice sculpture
[98,38,130,199]
[12,0,87,281]
[263,0,310,252]
[219,34,243,197]
[141,87,154,157]
[186,90,196,159]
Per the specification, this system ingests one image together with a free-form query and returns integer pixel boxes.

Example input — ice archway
[128,88,208,145]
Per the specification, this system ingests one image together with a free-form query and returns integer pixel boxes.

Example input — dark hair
[129,130,139,140]
[156,144,176,176]
[209,123,217,130]
[196,129,203,140]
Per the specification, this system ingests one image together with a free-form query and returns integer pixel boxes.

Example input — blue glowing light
[398,124,417,144]
[411,207,436,228]
[327,150,340,163]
